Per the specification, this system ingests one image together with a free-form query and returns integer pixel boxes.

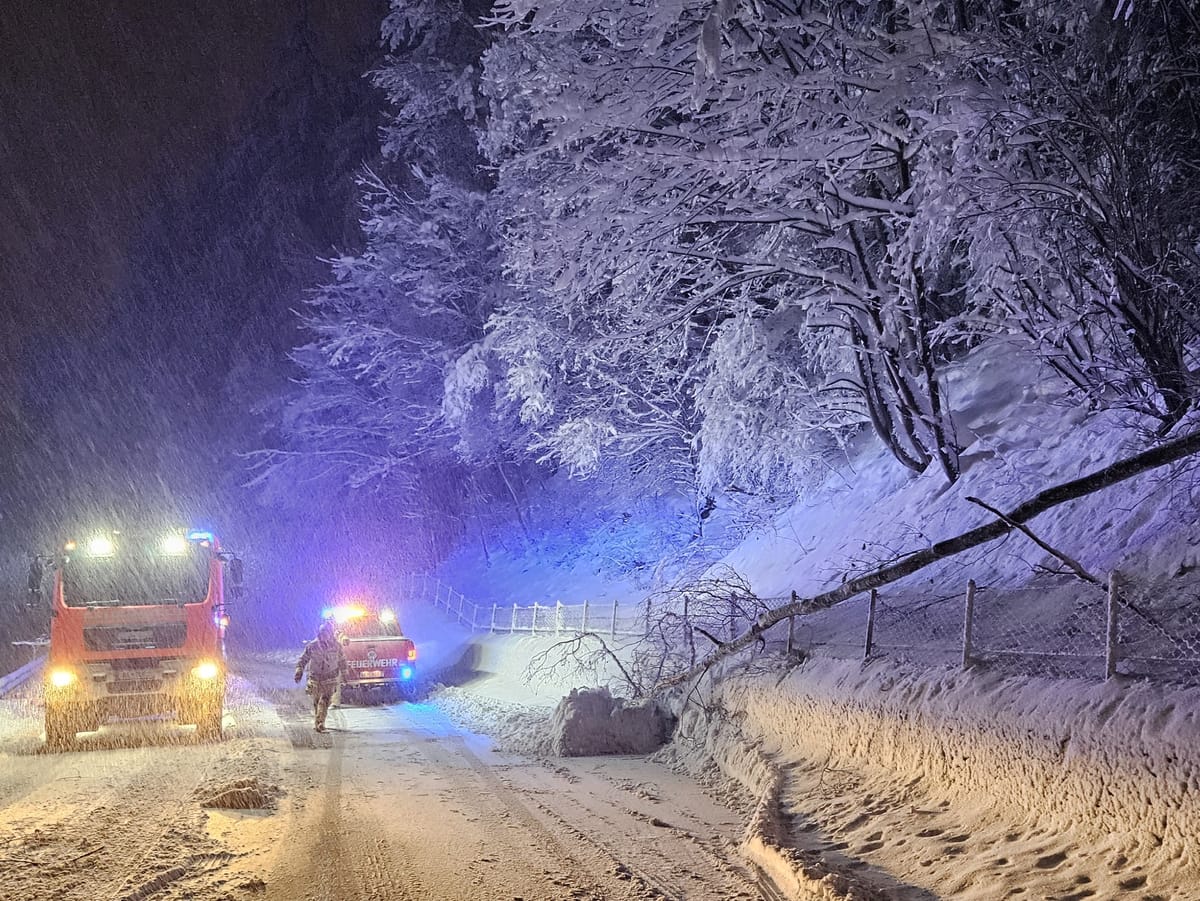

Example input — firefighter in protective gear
[295,621,349,732]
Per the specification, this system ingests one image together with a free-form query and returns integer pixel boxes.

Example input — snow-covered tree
[956,0,1200,427]
[258,0,508,509]
[477,0,985,487]
[267,0,1199,548]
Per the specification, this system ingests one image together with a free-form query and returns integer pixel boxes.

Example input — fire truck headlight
[400,666,413,681]
[48,668,77,689]
[161,534,189,556]
[192,661,221,680]
[85,535,116,557]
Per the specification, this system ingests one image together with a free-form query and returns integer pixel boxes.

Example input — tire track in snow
[262,705,421,901]
[434,731,761,901]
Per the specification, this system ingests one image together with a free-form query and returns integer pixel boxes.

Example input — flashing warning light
[161,534,189,556]
[379,609,397,625]
[63,540,77,552]
[187,530,214,542]
[85,535,116,558]
[325,605,366,624]
[400,666,413,680]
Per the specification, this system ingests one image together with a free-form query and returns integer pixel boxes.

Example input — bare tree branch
[964,495,1100,585]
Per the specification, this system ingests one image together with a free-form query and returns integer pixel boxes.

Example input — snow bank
[737,657,1200,860]
[677,655,1200,897]
[548,687,673,756]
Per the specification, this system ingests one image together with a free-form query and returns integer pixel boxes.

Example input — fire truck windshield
[62,547,210,607]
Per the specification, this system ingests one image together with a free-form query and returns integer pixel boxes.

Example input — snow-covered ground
[418,345,1200,899]
[0,653,761,901]
[413,626,1200,899]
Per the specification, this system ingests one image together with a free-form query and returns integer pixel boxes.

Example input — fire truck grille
[108,679,164,694]
[110,657,164,670]
[84,623,187,651]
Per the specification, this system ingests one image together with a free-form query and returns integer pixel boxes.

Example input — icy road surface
[0,659,762,901]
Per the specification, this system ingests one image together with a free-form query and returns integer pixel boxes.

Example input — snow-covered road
[0,657,762,901]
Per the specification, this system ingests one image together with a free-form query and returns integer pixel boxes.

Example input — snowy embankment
[431,634,1200,898]
[672,658,1200,899]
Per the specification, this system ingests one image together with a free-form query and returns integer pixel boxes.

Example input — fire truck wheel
[44,706,77,749]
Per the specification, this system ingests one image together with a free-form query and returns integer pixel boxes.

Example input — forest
[257,0,1200,572]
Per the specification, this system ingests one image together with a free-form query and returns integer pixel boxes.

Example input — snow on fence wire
[401,573,648,638]
[785,571,1200,683]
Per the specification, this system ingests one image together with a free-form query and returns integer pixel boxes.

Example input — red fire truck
[29,529,242,748]
[322,604,417,699]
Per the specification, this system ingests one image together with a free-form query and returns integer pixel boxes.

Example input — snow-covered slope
[726,345,1200,604]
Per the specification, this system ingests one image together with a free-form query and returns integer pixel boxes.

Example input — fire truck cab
[324,605,417,699]
[29,529,241,748]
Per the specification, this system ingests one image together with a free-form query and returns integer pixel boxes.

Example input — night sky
[0,0,388,547]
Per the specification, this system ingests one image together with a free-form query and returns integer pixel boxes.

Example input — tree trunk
[657,427,1200,692]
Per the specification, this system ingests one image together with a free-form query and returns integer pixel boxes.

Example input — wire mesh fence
[404,570,1200,685]
[783,572,1200,683]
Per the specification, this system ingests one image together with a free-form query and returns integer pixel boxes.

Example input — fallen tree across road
[658,426,1200,692]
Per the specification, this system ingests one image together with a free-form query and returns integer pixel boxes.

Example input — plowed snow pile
[196,776,280,810]
[549,687,674,756]
[662,657,1200,900]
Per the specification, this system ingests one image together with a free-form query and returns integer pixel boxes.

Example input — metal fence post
[531,603,539,634]
[962,579,976,669]
[611,601,618,638]
[511,602,517,633]
[581,599,589,632]
[490,603,497,634]
[786,615,796,655]
[1106,570,1120,679]
[864,589,878,659]
[555,601,562,635]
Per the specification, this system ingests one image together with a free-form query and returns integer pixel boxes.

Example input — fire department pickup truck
[323,605,417,698]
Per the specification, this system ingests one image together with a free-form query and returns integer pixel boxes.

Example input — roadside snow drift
[676,655,1200,899]
[549,687,674,756]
